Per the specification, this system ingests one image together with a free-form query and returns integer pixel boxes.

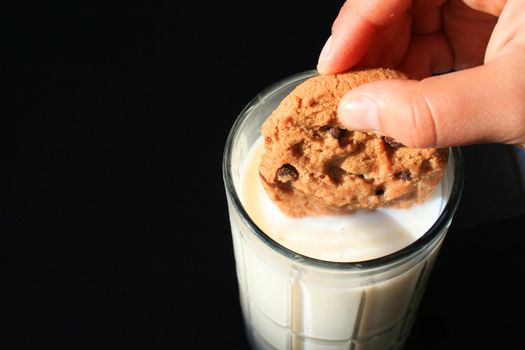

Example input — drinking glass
[223,70,463,350]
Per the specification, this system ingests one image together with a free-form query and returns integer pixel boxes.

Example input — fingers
[412,0,447,34]
[461,0,506,17]
[337,56,525,147]
[317,5,375,74]
[398,33,454,79]
[317,0,412,74]
[317,0,503,75]
[355,16,412,69]
[442,2,497,70]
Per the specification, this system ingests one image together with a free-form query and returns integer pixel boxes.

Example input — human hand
[317,0,525,148]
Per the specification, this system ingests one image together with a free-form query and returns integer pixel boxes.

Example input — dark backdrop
[6,3,525,349]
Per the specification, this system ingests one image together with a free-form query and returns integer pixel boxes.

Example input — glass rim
[222,70,464,270]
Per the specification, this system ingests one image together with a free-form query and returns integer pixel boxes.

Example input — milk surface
[240,137,443,262]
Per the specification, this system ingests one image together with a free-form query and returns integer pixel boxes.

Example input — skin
[317,0,525,148]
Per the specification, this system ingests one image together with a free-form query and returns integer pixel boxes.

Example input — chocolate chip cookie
[258,68,449,217]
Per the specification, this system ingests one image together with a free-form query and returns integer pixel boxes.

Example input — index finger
[318,0,413,74]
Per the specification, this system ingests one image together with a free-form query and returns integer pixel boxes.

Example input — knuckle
[406,94,439,148]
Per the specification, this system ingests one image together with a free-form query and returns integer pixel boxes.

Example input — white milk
[230,136,448,350]
[240,137,443,263]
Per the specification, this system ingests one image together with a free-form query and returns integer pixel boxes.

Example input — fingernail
[338,95,380,132]
[318,35,333,63]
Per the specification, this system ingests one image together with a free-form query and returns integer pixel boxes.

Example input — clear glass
[222,70,463,350]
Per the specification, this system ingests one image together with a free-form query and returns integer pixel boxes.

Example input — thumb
[337,63,525,148]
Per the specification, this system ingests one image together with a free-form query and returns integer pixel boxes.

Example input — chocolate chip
[277,164,299,183]
[291,141,304,158]
[396,170,412,181]
[383,136,404,149]
[420,159,432,172]
[319,125,347,140]
[326,166,346,184]
[375,188,385,196]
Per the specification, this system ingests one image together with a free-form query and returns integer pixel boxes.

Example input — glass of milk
[223,70,463,350]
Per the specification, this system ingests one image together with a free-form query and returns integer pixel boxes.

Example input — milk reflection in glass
[224,71,461,350]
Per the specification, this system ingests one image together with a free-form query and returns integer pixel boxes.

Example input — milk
[240,137,443,262]
[228,137,449,350]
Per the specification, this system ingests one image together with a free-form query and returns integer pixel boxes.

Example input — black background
[6,3,525,349]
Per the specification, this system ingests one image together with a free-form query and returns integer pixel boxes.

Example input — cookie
[258,68,449,217]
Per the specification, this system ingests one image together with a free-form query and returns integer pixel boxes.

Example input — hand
[317,0,525,148]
